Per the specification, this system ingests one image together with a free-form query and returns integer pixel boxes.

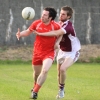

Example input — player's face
[41,10,51,24]
[59,10,70,22]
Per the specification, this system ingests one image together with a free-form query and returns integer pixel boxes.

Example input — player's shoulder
[52,20,60,25]
[51,21,61,28]
[68,20,72,25]
[33,19,41,24]
[64,20,73,29]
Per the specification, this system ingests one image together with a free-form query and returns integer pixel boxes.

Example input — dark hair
[44,7,57,20]
[61,5,73,18]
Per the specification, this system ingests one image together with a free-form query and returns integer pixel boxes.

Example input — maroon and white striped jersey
[60,20,81,52]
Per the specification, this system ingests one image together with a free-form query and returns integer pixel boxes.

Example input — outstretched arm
[16,28,32,40]
[33,28,65,37]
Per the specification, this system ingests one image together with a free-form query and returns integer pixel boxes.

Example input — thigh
[58,51,77,70]
[61,57,73,70]
[42,58,53,72]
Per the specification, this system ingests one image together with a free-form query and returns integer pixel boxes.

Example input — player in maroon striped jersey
[33,5,81,99]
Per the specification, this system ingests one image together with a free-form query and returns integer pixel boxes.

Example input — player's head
[59,5,73,22]
[44,7,57,20]
[41,7,57,24]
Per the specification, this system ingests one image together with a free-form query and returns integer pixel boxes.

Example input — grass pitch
[0,63,100,100]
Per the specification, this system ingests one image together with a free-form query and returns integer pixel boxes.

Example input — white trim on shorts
[57,49,80,64]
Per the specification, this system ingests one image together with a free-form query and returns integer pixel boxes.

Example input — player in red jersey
[33,5,81,99]
[16,7,61,99]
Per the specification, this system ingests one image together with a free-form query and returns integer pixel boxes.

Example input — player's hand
[16,28,21,40]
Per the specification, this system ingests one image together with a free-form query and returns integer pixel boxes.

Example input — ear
[68,16,71,19]
[49,17,52,20]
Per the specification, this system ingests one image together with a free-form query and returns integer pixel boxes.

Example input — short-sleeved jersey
[60,20,81,52]
[28,19,60,54]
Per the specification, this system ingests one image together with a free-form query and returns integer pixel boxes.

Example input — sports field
[0,63,100,100]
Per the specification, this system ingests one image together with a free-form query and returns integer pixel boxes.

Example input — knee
[34,72,40,77]
[41,69,48,75]
[60,67,66,73]
[33,70,40,76]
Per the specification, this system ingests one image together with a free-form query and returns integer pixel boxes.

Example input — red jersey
[28,19,60,54]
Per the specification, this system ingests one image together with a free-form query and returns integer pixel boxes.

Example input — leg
[59,57,73,84]
[60,51,80,85]
[56,57,74,99]
[37,58,53,85]
[33,58,53,92]
[32,65,42,88]
[57,63,61,86]
[56,51,80,99]
[31,65,42,99]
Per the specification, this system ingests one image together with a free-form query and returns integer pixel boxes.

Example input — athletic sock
[33,82,36,88]
[59,83,65,90]
[33,83,41,93]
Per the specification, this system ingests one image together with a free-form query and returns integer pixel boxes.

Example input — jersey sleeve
[28,20,39,31]
[62,22,75,36]
[61,28,66,34]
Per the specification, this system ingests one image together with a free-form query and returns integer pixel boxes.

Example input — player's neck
[43,20,51,25]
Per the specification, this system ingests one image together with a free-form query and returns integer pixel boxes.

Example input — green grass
[0,63,100,100]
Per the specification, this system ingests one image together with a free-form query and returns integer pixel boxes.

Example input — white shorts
[57,49,80,64]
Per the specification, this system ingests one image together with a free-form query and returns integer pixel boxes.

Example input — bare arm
[54,35,62,49]
[16,28,32,40]
[33,28,65,37]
